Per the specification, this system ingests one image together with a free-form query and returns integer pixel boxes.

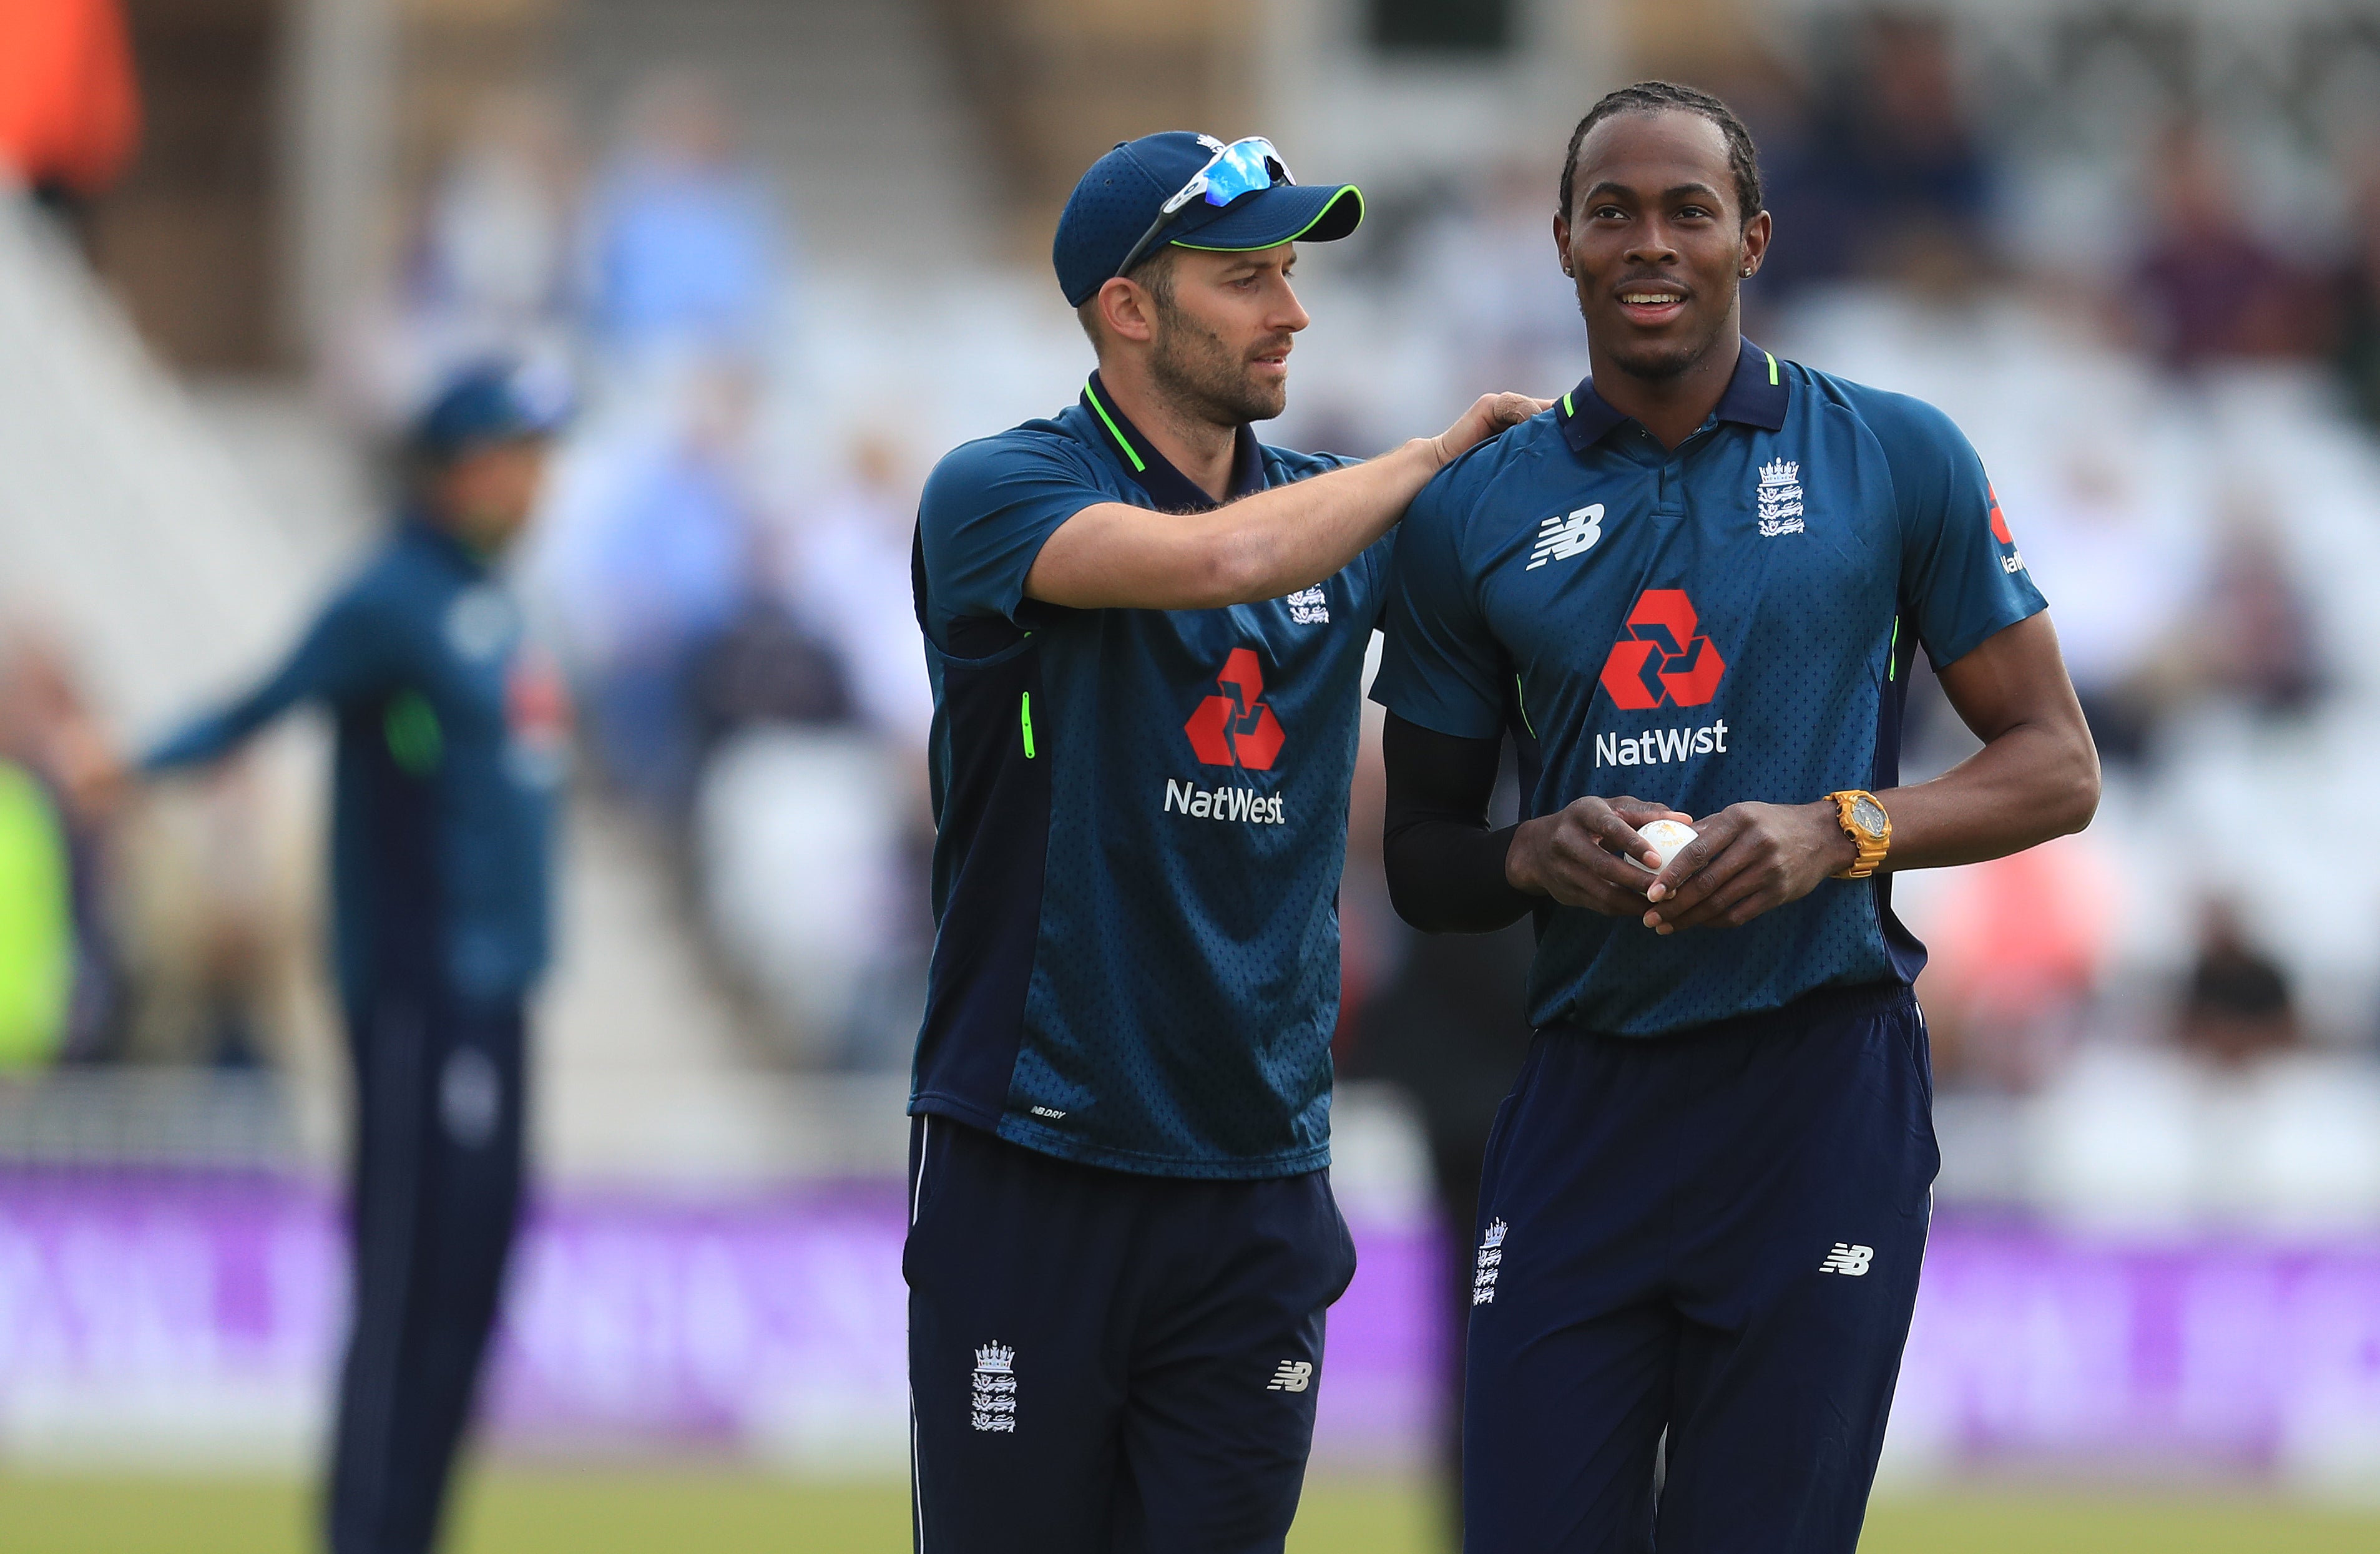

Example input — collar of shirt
[399,511,495,575]
[1554,336,1790,456]
[1079,370,1266,511]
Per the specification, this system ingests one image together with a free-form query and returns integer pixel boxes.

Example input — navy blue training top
[145,519,564,1010]
[1373,341,2047,1037]
[911,371,1388,1179]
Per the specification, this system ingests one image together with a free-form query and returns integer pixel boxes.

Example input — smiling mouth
[1618,289,1687,306]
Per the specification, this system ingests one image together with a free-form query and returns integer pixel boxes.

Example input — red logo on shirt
[506,644,573,750]
[1599,590,1726,710]
[1987,482,2014,544]
[1185,648,1285,770]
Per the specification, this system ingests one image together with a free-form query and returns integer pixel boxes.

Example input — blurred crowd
[344,72,939,1070]
[1,67,936,1076]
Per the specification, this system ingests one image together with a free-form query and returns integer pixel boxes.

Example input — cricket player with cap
[906,130,1542,1552]
[144,362,569,1554]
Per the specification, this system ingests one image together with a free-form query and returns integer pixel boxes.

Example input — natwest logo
[1184,648,1285,770]
[1599,589,1726,710]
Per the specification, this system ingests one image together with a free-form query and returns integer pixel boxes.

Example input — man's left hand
[1640,801,1858,934]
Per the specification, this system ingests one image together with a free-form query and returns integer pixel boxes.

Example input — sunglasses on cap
[1111,136,1296,283]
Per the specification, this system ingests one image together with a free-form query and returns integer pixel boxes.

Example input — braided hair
[1558,81,1765,228]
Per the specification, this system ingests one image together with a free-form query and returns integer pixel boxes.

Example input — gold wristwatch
[1826,789,1891,879]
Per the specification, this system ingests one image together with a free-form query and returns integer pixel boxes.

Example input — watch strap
[1828,789,1891,879]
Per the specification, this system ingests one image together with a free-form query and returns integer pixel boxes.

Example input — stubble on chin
[1152,308,1286,425]
[1593,320,1729,383]
[1573,288,1732,384]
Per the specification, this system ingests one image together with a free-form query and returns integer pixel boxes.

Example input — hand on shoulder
[1429,393,1553,469]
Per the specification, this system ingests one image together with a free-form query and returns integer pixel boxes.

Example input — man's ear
[1553,210,1574,279]
[1738,208,1773,275]
[1097,276,1159,346]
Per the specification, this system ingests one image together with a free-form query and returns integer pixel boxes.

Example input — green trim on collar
[1082,379,1145,472]
[1766,351,1780,386]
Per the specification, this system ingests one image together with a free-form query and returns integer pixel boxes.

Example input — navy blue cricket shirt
[1373,340,2047,1036]
[911,371,1388,1178]
[145,519,565,1011]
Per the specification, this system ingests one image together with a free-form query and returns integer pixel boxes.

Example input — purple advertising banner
[1,1170,2376,1477]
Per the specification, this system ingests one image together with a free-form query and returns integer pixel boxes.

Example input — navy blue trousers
[1462,984,1937,1554]
[905,1117,1358,1554]
[326,992,526,1554]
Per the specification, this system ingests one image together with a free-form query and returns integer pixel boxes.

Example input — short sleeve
[916,434,1108,645]
[1859,389,2049,668]
[1370,465,1506,740]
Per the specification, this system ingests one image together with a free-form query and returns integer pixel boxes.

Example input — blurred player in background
[906,130,1540,1552]
[142,364,569,1554]
[1374,84,2100,1550]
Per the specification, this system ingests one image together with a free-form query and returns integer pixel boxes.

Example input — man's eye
[1593,205,1627,220]
[1677,205,1712,220]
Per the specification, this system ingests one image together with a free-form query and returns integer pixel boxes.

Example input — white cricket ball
[1633,819,1697,871]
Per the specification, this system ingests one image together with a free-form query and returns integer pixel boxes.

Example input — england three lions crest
[971,1342,1017,1432]
[1756,458,1805,537]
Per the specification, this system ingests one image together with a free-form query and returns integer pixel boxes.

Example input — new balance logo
[1266,1360,1314,1393]
[1526,505,1605,569]
[1472,1218,1507,1306]
[1818,1243,1874,1277]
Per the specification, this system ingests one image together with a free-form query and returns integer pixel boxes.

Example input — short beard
[1581,292,1731,384]
[1148,298,1285,426]
[1599,325,1725,383]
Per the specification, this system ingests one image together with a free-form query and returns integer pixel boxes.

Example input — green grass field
[4,1475,2380,1552]
[2,1472,2376,1552]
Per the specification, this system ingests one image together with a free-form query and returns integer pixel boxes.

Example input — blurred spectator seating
[2133,125,2327,369]
[584,69,781,373]
[347,89,584,434]
[2177,900,2298,1068]
[696,726,907,1067]
[1761,15,1992,296]
[536,363,775,817]
[780,432,936,754]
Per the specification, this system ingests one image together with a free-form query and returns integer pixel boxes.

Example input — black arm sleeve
[1382,712,1539,934]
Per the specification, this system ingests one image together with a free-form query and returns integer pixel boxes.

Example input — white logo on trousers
[971,1342,1016,1432]
[1472,1218,1507,1305]
[1818,1243,1874,1276]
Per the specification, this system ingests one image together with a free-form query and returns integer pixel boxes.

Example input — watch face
[1850,794,1888,836]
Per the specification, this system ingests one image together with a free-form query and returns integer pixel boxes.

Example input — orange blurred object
[0,0,140,198]
[1925,839,2113,1028]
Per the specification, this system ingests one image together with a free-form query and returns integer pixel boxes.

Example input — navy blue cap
[1053,132,1364,308]
[409,359,572,464]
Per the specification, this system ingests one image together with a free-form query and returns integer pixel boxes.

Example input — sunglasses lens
[1200,139,1287,207]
